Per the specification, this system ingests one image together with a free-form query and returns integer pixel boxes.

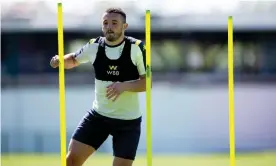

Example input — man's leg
[67,110,110,166]
[67,139,95,166]
[113,157,134,166]
[110,117,142,166]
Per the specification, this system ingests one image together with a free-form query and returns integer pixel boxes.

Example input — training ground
[1,151,276,166]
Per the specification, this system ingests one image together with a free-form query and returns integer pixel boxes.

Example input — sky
[1,0,240,15]
[2,0,274,16]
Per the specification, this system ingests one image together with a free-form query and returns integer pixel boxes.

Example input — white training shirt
[74,37,146,120]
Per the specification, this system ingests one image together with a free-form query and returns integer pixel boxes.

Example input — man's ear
[123,23,128,31]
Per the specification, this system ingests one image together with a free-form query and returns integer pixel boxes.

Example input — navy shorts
[72,109,142,160]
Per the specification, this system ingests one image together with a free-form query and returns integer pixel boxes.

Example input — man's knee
[66,153,76,166]
[113,157,133,166]
[67,152,87,166]
[66,139,96,166]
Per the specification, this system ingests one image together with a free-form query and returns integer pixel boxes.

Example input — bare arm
[50,38,97,70]
[50,53,80,69]
[50,39,96,69]
[106,75,146,101]
[63,53,80,69]
[122,75,146,92]
[52,52,82,69]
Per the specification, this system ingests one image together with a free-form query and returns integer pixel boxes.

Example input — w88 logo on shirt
[107,65,120,76]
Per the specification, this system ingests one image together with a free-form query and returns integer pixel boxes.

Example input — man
[50,8,146,166]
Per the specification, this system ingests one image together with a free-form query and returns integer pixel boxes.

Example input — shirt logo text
[107,65,119,75]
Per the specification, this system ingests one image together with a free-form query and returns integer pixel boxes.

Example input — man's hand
[50,55,59,68]
[106,82,126,102]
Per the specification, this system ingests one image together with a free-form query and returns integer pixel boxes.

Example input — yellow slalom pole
[228,16,236,166]
[57,2,67,166]
[145,9,152,166]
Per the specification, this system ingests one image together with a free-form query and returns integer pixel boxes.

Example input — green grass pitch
[1,151,276,166]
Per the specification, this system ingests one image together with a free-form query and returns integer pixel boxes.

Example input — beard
[104,30,122,42]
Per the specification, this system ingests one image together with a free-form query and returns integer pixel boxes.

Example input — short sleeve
[135,40,146,75]
[73,39,96,64]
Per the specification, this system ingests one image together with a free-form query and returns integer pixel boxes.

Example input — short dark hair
[105,7,126,23]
